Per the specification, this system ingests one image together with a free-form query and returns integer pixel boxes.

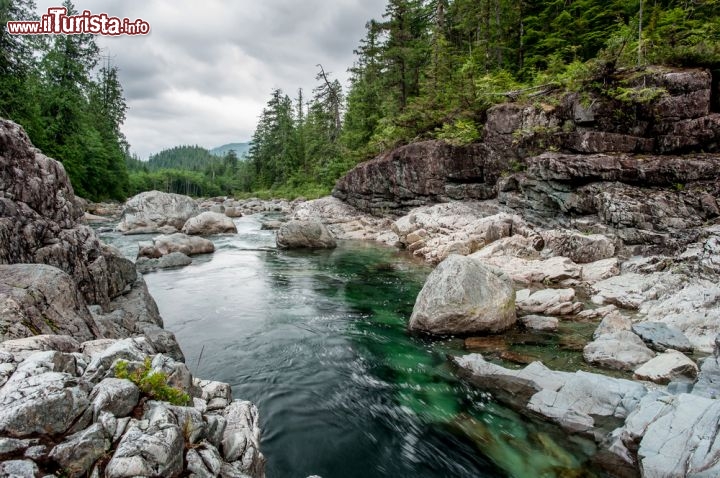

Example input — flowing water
[99,214,604,478]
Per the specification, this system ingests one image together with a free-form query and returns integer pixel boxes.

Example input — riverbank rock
[117,191,199,235]
[138,233,215,258]
[85,200,123,218]
[333,140,493,214]
[475,255,582,286]
[591,271,720,352]
[1,120,138,307]
[224,206,243,218]
[332,67,720,262]
[633,350,698,384]
[583,331,656,371]
[608,392,720,477]
[182,211,238,236]
[0,337,266,477]
[409,255,516,334]
[0,264,100,342]
[390,203,543,263]
[541,230,616,264]
[292,196,392,242]
[632,322,694,353]
[592,309,633,339]
[276,220,337,249]
[638,278,720,353]
[516,288,582,316]
[692,356,720,399]
[221,197,292,216]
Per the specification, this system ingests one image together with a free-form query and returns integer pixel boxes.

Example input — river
[99,213,601,478]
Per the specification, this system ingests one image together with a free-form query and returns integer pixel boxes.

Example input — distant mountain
[210,142,251,158]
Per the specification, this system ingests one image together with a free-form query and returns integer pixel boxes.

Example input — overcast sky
[34,0,387,158]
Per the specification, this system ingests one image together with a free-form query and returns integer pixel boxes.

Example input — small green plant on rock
[115,357,190,406]
[608,86,667,104]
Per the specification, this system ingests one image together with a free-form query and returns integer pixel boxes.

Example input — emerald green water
[102,215,603,478]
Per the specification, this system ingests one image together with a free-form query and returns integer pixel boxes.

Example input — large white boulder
[409,255,516,335]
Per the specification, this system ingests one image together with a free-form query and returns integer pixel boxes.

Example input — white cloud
[33,0,387,158]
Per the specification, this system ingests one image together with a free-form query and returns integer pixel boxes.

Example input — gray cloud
[33,0,387,158]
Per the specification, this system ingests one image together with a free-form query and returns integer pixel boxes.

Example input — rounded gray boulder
[409,255,517,335]
[276,220,337,249]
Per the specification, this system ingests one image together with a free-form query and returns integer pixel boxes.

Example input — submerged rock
[136,252,193,274]
[520,315,559,332]
[117,190,199,235]
[138,233,215,258]
[276,219,337,249]
[260,220,283,230]
[182,211,238,236]
[453,354,647,439]
[409,255,516,335]
[464,336,508,352]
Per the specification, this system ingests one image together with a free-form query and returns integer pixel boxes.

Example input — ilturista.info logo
[6,7,150,36]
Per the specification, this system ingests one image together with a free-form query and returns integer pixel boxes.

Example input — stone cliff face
[333,66,720,255]
[0,119,179,357]
[0,121,137,307]
[333,141,494,211]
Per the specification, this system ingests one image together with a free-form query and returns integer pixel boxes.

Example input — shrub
[115,357,190,406]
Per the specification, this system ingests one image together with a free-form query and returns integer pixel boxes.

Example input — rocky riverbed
[2,65,720,477]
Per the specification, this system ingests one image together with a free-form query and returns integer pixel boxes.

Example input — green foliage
[125,146,247,197]
[608,86,667,104]
[435,119,481,145]
[0,0,130,201]
[144,146,219,171]
[115,358,190,406]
